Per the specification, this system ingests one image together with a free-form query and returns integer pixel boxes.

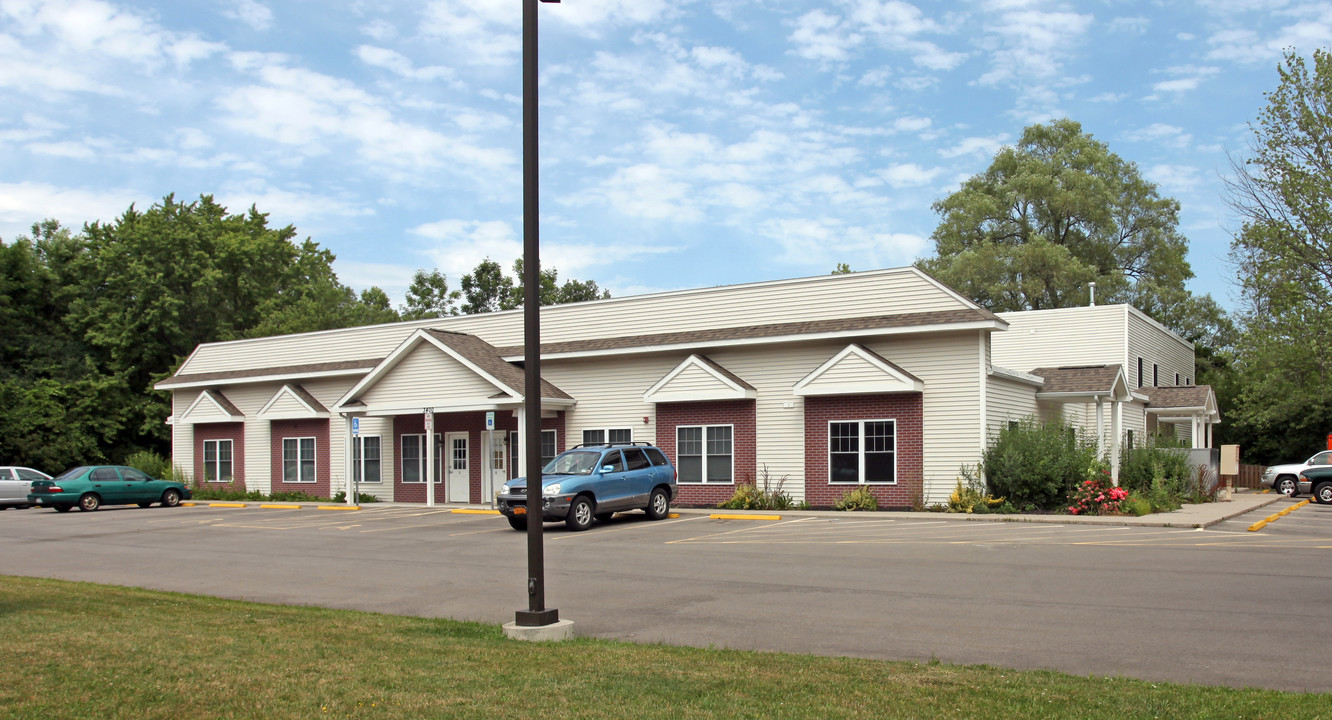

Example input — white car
[0,466,53,508]
[1262,451,1332,495]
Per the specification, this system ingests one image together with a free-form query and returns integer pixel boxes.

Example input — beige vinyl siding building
[158,267,1219,507]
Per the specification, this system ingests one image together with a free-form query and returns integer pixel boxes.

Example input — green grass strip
[0,576,1323,720]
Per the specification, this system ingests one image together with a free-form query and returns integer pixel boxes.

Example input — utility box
[1220,445,1240,476]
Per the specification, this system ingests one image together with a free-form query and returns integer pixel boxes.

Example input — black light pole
[516,0,560,628]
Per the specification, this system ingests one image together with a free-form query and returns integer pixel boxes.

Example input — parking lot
[2,495,1329,692]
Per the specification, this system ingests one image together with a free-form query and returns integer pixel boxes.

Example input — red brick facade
[193,422,244,484]
[392,410,565,504]
[803,394,923,510]
[269,418,331,498]
[656,400,756,507]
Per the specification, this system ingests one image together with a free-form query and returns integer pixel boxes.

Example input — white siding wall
[986,376,1039,437]
[994,305,1129,373]
[346,415,394,501]
[1126,308,1196,390]
[359,345,506,410]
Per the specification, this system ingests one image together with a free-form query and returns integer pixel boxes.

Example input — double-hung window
[282,437,316,483]
[829,420,896,484]
[582,428,632,445]
[202,439,233,483]
[510,430,558,478]
[677,425,733,483]
[353,436,381,484]
[401,433,443,483]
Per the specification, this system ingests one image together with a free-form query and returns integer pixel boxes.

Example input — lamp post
[514,0,562,630]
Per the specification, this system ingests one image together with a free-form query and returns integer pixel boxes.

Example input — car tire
[1276,476,1297,495]
[507,515,527,531]
[78,493,101,512]
[161,489,182,507]
[54,505,72,513]
[1315,482,1332,505]
[565,496,594,531]
[646,487,670,521]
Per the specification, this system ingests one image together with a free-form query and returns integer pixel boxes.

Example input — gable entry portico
[1030,365,1133,481]
[334,329,575,506]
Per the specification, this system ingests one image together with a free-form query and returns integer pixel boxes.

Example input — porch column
[1095,396,1105,458]
[1110,399,1122,484]
[515,405,527,481]
[343,413,354,505]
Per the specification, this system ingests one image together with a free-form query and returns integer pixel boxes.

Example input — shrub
[833,487,879,511]
[1118,438,1190,497]
[982,418,1102,510]
[123,450,172,480]
[947,470,1007,514]
[333,491,381,504]
[718,466,805,510]
[1066,478,1128,515]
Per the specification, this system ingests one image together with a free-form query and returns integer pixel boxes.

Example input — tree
[1223,49,1332,462]
[919,119,1210,321]
[459,257,610,313]
[401,269,459,320]
[832,263,852,274]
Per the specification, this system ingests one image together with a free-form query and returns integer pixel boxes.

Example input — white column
[515,405,527,479]
[343,413,354,505]
[1095,396,1105,458]
[425,409,435,507]
[1110,400,1122,484]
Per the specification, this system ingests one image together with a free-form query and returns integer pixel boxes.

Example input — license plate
[513,507,526,515]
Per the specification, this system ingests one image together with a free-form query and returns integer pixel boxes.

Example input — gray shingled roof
[285,384,328,413]
[1139,385,1213,409]
[1030,365,1124,394]
[692,355,757,391]
[495,308,1001,357]
[201,389,243,418]
[423,329,573,401]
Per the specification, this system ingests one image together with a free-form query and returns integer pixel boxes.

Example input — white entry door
[485,432,507,504]
[445,432,469,503]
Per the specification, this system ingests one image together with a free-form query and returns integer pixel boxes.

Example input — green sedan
[28,465,192,512]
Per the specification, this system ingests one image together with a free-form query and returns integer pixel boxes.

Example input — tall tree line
[0,194,608,470]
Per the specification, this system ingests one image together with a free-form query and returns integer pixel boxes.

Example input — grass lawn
[0,576,1323,720]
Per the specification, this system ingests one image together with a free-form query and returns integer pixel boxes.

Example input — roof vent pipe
[1089,281,1096,307]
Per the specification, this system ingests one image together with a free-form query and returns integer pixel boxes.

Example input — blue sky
[1,1,1327,314]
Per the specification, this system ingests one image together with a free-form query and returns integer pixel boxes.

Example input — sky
[1,0,1328,314]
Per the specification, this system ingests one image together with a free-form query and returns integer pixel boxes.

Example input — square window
[828,420,896,484]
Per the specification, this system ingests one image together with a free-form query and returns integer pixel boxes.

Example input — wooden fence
[1227,463,1266,489]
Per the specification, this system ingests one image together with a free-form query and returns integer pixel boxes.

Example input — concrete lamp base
[503,619,576,642]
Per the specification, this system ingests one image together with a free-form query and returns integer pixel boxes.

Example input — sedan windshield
[542,451,600,475]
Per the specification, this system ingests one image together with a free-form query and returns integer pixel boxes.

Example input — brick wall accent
[656,400,756,507]
[803,394,923,510]
[192,422,244,485]
[269,418,331,498]
[392,410,567,504]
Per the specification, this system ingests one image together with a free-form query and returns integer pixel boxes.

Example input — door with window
[485,433,506,503]
[445,432,470,502]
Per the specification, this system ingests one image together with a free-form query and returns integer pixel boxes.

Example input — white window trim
[676,424,735,484]
[581,428,632,446]
[401,433,443,484]
[353,435,382,484]
[282,436,317,484]
[510,429,558,479]
[828,419,897,485]
[202,438,233,483]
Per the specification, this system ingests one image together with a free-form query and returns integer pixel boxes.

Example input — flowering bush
[1066,478,1129,516]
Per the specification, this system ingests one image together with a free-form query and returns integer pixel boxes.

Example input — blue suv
[497,442,676,531]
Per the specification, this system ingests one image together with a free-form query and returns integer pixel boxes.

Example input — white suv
[1262,451,1332,495]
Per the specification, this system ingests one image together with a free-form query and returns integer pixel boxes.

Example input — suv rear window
[623,448,650,470]
[645,448,669,467]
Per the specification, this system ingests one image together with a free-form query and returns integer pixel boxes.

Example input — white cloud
[1205,6,1332,64]
[355,45,455,82]
[1145,164,1203,192]
[878,163,945,188]
[939,134,1008,159]
[1,0,225,68]
[222,0,274,32]
[0,181,143,240]
[976,9,1093,86]
[1122,123,1193,149]
[757,216,927,267]
[788,1,964,70]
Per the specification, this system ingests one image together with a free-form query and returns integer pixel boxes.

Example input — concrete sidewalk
[672,489,1281,529]
[184,489,1284,529]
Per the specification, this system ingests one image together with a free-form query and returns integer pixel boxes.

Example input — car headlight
[500,483,510,495]
[543,483,561,496]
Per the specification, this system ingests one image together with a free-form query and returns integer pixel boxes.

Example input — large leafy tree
[918,118,1226,345]
[0,195,396,468]
[1223,49,1332,462]
[401,269,460,320]
[459,257,609,313]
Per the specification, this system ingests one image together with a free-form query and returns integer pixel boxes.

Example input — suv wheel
[1276,476,1297,495]
[1315,482,1332,505]
[507,515,527,531]
[646,487,670,521]
[566,496,594,531]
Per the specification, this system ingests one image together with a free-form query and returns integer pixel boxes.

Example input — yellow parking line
[317,505,360,511]
[1249,499,1310,531]
[711,513,782,521]
[208,502,248,508]
[452,508,500,515]
[260,504,301,510]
